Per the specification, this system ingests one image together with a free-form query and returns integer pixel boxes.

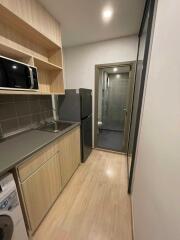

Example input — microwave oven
[0,56,39,91]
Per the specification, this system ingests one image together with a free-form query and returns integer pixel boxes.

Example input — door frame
[94,61,136,152]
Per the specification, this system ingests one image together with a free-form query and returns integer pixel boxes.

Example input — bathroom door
[101,73,129,132]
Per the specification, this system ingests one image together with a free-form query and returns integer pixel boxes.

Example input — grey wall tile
[31,113,42,127]
[40,99,51,111]
[19,115,32,129]
[0,94,53,137]
[42,110,53,121]
[27,95,41,101]
[0,95,14,103]
[0,118,19,134]
[0,103,17,120]
[14,95,28,102]
[15,101,31,116]
[29,100,41,114]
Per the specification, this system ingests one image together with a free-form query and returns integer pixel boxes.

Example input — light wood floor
[33,150,132,240]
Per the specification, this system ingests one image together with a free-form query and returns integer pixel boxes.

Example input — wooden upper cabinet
[0,0,65,95]
[0,0,61,47]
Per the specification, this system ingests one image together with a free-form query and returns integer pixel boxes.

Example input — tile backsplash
[0,95,53,137]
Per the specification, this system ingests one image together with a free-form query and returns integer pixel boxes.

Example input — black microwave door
[0,58,31,89]
[0,59,8,87]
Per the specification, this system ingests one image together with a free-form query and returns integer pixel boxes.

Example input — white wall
[64,36,138,90]
[64,36,138,144]
[133,1,180,240]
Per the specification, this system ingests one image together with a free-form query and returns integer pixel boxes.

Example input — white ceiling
[39,0,146,47]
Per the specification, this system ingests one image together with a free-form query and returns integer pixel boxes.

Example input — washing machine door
[0,215,13,240]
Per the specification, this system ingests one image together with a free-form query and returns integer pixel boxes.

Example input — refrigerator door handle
[81,114,92,121]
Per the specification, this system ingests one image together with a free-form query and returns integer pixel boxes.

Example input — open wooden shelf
[0,1,65,95]
[0,43,33,65]
[38,68,64,94]
[0,90,65,95]
[0,43,28,59]
[0,4,60,52]
[0,90,46,95]
[34,57,63,71]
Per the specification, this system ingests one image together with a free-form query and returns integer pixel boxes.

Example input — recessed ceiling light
[113,67,118,72]
[102,7,113,22]
[116,74,120,78]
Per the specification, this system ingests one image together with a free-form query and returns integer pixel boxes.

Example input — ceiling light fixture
[113,67,118,72]
[116,74,120,78]
[102,7,113,22]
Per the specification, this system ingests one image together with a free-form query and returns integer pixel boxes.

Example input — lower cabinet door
[21,153,61,232]
[71,127,81,172]
[59,127,81,188]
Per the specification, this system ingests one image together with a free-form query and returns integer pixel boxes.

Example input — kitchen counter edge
[0,122,80,176]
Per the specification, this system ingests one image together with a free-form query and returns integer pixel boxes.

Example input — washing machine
[0,173,28,240]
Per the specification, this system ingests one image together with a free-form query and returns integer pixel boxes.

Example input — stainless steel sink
[38,121,73,133]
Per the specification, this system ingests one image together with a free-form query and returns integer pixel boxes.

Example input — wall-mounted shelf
[0,4,60,52]
[34,57,62,71]
[0,90,66,96]
[0,43,33,64]
[0,90,40,95]
[0,1,65,95]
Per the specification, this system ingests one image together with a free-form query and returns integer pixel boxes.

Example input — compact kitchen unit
[58,89,92,162]
[0,1,81,239]
[15,126,81,235]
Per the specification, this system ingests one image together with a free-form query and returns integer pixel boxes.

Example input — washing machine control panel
[0,190,19,211]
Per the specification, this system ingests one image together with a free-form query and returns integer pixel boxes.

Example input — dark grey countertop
[0,122,80,176]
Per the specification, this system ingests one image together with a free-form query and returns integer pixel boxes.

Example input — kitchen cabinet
[0,0,64,95]
[0,0,62,46]
[59,127,81,188]
[16,126,81,234]
[21,153,61,232]
[18,141,58,182]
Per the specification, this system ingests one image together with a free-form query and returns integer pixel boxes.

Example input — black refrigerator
[58,89,92,162]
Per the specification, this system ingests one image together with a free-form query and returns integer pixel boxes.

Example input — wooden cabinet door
[71,127,81,172]
[59,127,81,188]
[21,153,61,232]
